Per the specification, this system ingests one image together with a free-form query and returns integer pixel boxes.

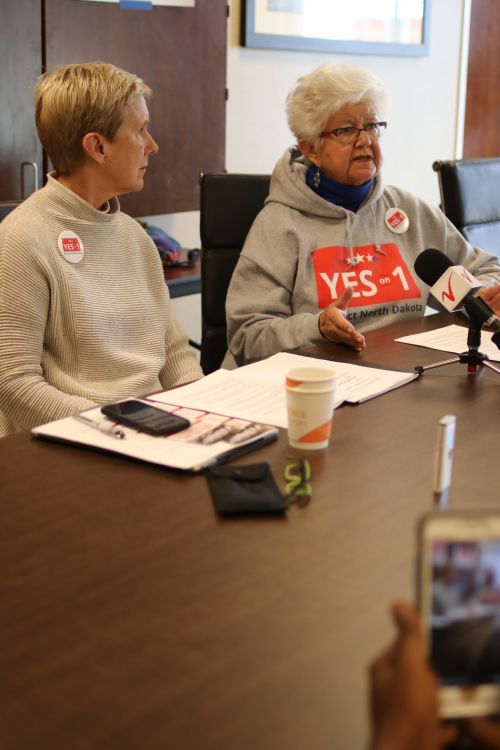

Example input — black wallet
[206,463,288,516]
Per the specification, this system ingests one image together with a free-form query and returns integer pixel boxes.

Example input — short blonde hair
[34,62,152,175]
[286,62,388,147]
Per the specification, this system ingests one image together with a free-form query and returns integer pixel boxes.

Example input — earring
[313,166,321,189]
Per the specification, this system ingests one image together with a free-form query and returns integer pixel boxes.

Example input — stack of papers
[152,352,418,428]
[32,326,498,472]
[32,403,278,473]
[395,324,500,362]
[32,353,418,471]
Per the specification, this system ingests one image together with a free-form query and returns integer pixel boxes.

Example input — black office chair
[433,158,500,258]
[199,172,271,375]
[0,201,22,222]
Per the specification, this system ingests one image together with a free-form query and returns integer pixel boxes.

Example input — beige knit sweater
[0,176,202,436]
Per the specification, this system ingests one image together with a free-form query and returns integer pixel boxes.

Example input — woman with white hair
[224,62,500,367]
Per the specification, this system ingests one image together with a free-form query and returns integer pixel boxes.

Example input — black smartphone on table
[101,400,190,437]
[418,512,500,718]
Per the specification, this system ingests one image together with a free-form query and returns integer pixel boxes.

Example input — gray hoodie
[225,148,500,367]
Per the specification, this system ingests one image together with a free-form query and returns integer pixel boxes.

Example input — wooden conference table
[1,313,499,750]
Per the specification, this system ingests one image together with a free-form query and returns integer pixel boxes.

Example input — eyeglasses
[321,121,387,145]
[284,456,311,506]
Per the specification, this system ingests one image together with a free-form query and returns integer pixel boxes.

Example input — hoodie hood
[265,147,385,220]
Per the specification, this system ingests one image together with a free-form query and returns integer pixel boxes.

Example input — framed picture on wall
[241,0,431,57]
[80,1,195,5]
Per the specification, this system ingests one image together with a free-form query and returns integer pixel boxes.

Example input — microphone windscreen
[414,248,453,286]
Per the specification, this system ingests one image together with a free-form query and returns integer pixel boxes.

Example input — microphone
[414,249,500,345]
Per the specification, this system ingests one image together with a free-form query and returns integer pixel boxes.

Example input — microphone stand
[415,319,500,376]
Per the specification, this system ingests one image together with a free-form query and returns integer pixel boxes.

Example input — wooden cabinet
[0,1,43,202]
[0,0,227,215]
[463,0,500,157]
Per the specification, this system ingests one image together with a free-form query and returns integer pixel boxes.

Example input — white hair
[286,62,389,145]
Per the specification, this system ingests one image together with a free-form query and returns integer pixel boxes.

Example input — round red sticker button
[57,230,84,264]
[384,208,409,234]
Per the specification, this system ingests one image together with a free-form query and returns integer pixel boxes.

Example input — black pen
[72,414,126,440]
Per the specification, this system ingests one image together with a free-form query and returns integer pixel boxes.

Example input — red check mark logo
[441,275,455,303]
[462,268,475,283]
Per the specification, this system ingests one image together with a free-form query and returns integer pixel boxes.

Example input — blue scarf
[306,165,373,213]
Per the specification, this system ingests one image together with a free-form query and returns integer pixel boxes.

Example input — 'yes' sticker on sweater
[57,231,85,264]
[311,243,421,309]
[384,208,410,234]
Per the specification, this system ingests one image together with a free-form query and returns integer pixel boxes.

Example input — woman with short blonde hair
[35,62,152,175]
[0,62,201,436]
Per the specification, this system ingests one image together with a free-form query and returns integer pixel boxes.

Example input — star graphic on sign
[337,249,381,266]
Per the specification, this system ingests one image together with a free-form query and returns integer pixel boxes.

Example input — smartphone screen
[420,514,500,717]
[101,400,190,436]
[430,538,500,686]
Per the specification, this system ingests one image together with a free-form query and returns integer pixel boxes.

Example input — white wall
[143,0,470,339]
[227,0,468,204]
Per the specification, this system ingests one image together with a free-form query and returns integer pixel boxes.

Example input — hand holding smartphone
[101,400,190,437]
[419,512,500,718]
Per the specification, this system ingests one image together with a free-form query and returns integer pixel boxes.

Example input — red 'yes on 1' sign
[61,237,82,253]
[311,243,422,308]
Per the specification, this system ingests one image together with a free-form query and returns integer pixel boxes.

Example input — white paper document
[152,352,418,428]
[32,403,278,472]
[395,324,500,362]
